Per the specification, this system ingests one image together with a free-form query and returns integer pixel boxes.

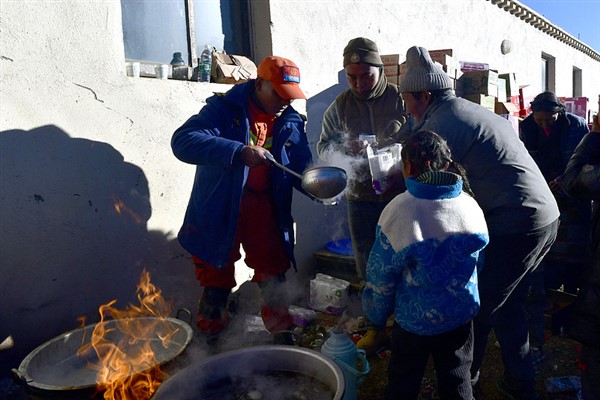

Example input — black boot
[197,287,231,344]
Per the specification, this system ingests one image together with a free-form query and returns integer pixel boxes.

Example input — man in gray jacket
[398,46,560,400]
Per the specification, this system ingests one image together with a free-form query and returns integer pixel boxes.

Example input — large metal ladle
[264,153,347,201]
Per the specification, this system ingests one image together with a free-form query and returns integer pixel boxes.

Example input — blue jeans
[471,219,559,398]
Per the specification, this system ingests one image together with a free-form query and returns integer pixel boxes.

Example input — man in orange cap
[172,56,312,346]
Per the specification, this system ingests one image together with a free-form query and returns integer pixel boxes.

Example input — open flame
[78,269,177,400]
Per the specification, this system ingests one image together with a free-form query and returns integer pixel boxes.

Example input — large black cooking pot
[151,345,345,400]
[12,317,192,393]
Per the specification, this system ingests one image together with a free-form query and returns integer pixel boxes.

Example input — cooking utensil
[151,345,345,400]
[12,316,192,392]
[264,153,347,201]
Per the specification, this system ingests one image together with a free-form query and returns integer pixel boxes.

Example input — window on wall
[120,0,249,67]
[572,67,582,97]
[541,53,556,93]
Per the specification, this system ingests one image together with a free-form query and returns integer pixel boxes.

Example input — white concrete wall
[1,0,598,376]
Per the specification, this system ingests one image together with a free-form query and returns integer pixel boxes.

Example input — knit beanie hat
[343,37,383,68]
[398,46,453,92]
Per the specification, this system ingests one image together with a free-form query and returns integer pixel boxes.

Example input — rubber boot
[356,329,389,356]
[197,287,231,341]
[258,274,294,345]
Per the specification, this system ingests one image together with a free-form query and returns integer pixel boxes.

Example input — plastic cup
[126,61,140,78]
[155,64,169,80]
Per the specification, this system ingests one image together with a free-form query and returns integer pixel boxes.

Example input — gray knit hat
[398,46,453,92]
[343,37,383,68]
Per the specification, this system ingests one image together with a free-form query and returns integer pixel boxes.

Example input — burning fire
[78,269,178,400]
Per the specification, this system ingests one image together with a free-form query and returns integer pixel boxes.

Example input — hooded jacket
[362,171,489,335]
[171,80,312,269]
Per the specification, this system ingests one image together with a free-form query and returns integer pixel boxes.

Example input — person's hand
[348,139,377,156]
[549,175,566,195]
[239,145,270,168]
[592,113,599,133]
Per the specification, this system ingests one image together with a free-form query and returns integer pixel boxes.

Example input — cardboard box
[428,49,454,58]
[519,85,536,117]
[508,95,521,110]
[560,97,589,120]
[211,52,257,84]
[460,61,489,72]
[457,70,499,96]
[446,66,463,80]
[463,94,496,111]
[495,100,520,116]
[383,64,399,77]
[497,78,507,102]
[387,75,399,85]
[499,73,519,97]
[429,53,455,67]
[381,54,402,65]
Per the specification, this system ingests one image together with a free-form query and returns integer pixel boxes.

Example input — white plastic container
[309,273,350,315]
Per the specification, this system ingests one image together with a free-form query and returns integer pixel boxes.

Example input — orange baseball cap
[257,56,306,100]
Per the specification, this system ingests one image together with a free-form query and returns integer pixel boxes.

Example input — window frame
[122,0,250,79]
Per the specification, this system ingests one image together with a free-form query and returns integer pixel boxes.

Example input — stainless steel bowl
[13,317,192,392]
[301,166,347,200]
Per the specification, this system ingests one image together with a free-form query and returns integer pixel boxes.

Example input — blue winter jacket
[362,172,489,335]
[171,80,312,269]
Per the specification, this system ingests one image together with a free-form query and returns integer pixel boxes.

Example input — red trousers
[193,190,291,288]
[193,190,293,333]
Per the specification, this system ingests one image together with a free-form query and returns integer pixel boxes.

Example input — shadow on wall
[0,126,198,378]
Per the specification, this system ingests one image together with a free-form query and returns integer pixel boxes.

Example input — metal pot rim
[13,316,192,392]
[152,345,345,400]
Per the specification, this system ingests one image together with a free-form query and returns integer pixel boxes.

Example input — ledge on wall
[487,0,600,61]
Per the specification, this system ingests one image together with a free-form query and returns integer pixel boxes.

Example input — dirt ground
[1,283,583,400]
[354,330,582,400]
[307,305,582,400]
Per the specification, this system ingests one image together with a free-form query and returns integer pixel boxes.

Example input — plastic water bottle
[199,44,212,82]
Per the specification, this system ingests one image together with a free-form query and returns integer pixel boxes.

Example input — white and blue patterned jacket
[362,171,489,336]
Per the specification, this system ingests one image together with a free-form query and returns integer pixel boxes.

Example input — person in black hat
[398,45,560,400]
[519,91,590,365]
[317,37,408,355]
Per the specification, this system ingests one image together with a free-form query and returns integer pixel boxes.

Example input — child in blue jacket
[362,130,489,399]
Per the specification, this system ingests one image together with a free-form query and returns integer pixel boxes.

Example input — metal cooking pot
[151,345,345,400]
[12,317,192,392]
[264,153,347,201]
